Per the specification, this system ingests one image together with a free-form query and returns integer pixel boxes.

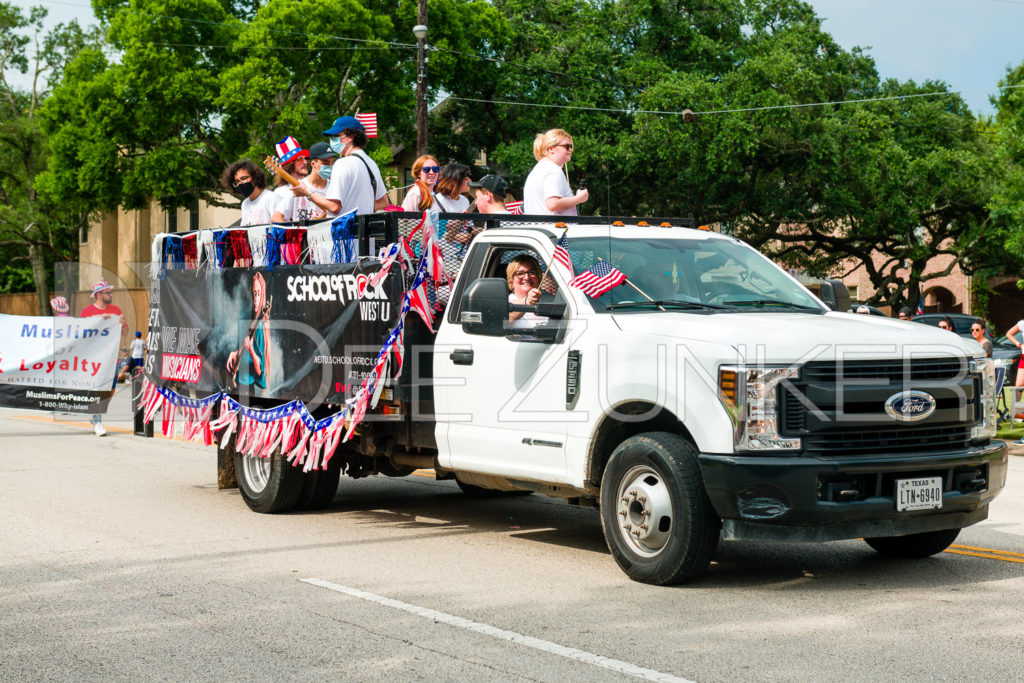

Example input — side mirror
[819,278,851,312]
[459,278,509,336]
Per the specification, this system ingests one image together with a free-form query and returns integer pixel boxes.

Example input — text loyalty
[10,356,104,377]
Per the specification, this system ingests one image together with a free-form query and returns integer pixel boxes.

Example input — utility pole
[414,0,428,156]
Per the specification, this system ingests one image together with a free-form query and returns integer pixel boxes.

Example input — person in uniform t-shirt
[316,116,387,216]
[279,142,338,221]
[269,135,310,222]
[221,159,278,226]
[469,174,511,214]
[522,128,588,216]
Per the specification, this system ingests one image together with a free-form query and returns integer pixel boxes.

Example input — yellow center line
[950,543,1024,559]
[944,548,1024,564]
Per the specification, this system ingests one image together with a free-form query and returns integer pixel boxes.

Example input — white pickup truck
[152,213,1007,584]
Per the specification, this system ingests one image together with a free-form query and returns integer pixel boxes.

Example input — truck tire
[295,458,342,511]
[234,449,303,514]
[864,528,960,558]
[599,432,720,585]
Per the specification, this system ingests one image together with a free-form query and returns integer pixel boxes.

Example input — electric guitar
[228,296,272,388]
[263,156,300,187]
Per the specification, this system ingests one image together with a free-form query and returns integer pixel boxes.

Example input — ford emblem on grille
[884,390,937,422]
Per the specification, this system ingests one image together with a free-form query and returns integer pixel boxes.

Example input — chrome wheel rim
[615,464,674,557]
[242,454,271,494]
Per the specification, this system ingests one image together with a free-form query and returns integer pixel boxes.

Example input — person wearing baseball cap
[303,115,387,216]
[80,280,125,437]
[469,174,511,214]
[274,141,338,223]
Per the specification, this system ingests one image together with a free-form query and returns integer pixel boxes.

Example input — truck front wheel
[864,528,960,558]
[599,432,720,585]
[234,450,304,513]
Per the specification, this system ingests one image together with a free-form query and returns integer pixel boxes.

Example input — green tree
[0,2,95,311]
[992,62,1024,258]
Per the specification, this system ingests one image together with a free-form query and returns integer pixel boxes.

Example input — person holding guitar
[272,142,337,223]
[226,272,271,393]
[269,135,309,219]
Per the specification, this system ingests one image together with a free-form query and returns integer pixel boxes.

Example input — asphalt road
[2,397,1023,682]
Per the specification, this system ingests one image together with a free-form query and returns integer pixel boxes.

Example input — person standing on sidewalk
[129,331,147,374]
[80,281,124,436]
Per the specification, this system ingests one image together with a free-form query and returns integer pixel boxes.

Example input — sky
[8,0,1024,116]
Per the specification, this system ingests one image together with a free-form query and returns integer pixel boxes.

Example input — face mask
[328,136,343,154]
[317,165,333,181]
[235,181,255,198]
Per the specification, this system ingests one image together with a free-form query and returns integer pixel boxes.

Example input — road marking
[412,469,436,478]
[301,578,693,683]
[946,544,1024,564]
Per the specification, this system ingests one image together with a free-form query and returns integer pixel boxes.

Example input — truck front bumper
[698,440,1008,542]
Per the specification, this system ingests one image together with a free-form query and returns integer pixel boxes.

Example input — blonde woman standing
[402,155,441,211]
[522,129,588,215]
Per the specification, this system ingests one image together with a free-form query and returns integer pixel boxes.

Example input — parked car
[914,313,1021,366]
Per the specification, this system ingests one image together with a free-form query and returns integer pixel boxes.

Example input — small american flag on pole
[355,112,378,138]
[505,200,524,214]
[552,230,573,278]
[569,260,626,297]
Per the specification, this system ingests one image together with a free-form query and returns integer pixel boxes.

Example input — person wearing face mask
[275,142,337,222]
[221,159,279,226]
[314,116,387,215]
[523,129,588,216]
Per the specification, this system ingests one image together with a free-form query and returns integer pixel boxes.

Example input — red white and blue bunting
[141,210,449,470]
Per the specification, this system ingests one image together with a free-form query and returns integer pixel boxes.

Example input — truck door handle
[450,349,474,365]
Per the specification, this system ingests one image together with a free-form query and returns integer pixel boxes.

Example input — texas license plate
[896,476,943,511]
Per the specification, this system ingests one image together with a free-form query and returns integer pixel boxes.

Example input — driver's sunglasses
[514,269,539,279]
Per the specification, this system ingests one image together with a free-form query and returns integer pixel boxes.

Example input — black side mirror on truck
[459,278,566,342]
[819,278,851,312]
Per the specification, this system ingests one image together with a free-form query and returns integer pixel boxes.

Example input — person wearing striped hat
[80,280,124,437]
[50,295,70,317]
[270,135,310,216]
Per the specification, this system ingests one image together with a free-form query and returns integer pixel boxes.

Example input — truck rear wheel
[295,457,342,511]
[864,528,960,558]
[599,432,720,585]
[234,449,303,513]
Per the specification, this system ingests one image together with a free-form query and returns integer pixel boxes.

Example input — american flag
[506,200,524,214]
[552,230,573,278]
[569,261,627,297]
[355,112,378,138]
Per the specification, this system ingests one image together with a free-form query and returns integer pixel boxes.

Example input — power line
[448,84,1024,117]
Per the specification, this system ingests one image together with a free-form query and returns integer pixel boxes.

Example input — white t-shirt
[402,184,433,211]
[130,338,146,360]
[325,150,386,215]
[240,190,279,226]
[508,293,546,329]
[432,192,470,213]
[523,158,575,216]
[277,178,332,222]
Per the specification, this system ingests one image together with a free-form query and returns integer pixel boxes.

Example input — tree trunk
[28,243,48,315]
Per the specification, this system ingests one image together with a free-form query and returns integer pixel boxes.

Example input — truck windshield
[566,236,825,314]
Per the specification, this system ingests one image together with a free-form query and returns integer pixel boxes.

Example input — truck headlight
[970,357,997,440]
[719,366,801,451]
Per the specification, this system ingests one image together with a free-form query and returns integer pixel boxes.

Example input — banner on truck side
[148,263,400,406]
[0,314,121,413]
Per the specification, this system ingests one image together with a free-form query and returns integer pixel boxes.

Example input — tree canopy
[8,0,1022,310]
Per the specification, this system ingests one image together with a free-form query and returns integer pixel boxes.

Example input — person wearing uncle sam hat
[469,174,511,214]
[303,115,387,216]
[50,295,70,317]
[276,141,337,223]
[80,280,125,437]
[271,135,310,213]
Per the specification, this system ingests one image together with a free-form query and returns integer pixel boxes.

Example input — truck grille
[781,357,977,457]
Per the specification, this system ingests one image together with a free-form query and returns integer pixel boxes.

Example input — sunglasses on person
[421,166,440,174]
[971,326,984,332]
[553,143,574,151]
